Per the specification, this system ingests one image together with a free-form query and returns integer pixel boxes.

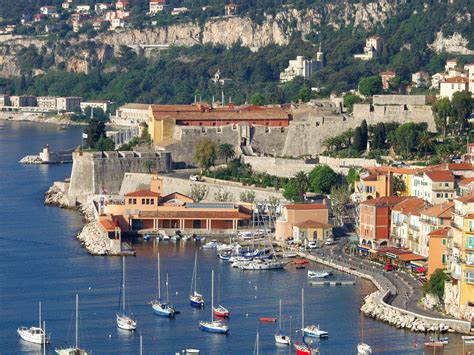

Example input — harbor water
[0,121,467,354]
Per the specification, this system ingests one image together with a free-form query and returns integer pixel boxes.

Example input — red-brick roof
[421,202,454,218]
[99,219,118,231]
[392,197,426,214]
[455,194,474,203]
[428,227,450,237]
[425,170,454,182]
[285,203,327,210]
[443,77,469,84]
[459,177,474,186]
[361,196,408,207]
[125,190,160,197]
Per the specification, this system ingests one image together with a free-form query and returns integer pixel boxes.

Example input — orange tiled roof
[125,190,160,197]
[425,170,454,182]
[285,203,327,210]
[370,166,420,175]
[392,197,426,214]
[428,227,450,237]
[295,220,332,229]
[398,253,427,262]
[99,219,117,231]
[361,196,408,207]
[361,174,379,181]
[421,202,454,218]
[459,177,474,186]
[455,194,474,203]
[380,71,396,75]
[443,77,469,84]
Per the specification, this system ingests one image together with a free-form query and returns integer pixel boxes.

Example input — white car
[307,242,318,249]
[324,239,337,246]
[189,174,200,181]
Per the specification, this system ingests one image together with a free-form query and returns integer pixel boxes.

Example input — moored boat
[357,343,372,354]
[55,294,88,355]
[294,342,320,355]
[189,252,205,307]
[424,341,444,348]
[199,270,229,334]
[116,257,137,331]
[151,253,176,317]
[259,317,278,323]
[300,288,328,338]
[274,299,290,345]
[307,270,332,278]
[17,301,50,345]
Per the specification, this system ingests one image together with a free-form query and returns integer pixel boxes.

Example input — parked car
[307,241,319,249]
[189,174,200,181]
[324,238,337,246]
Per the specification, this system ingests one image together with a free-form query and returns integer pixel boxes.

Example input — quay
[309,280,355,286]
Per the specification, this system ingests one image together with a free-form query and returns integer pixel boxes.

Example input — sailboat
[17,301,51,345]
[274,299,290,345]
[189,251,205,307]
[300,288,328,338]
[199,270,229,334]
[117,256,137,330]
[55,294,88,355]
[151,253,176,317]
[213,273,229,317]
[294,289,320,355]
[357,311,372,354]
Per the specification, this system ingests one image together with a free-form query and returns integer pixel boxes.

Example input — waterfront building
[390,197,426,251]
[101,175,252,233]
[56,97,82,112]
[10,95,37,107]
[37,96,58,110]
[359,196,408,248]
[427,227,450,278]
[411,170,455,204]
[275,203,330,242]
[80,100,110,113]
[458,178,474,197]
[148,103,291,144]
[419,202,453,258]
[114,103,150,126]
[447,195,474,316]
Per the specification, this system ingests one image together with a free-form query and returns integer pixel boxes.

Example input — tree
[358,76,382,96]
[393,176,406,196]
[194,139,217,173]
[343,93,361,113]
[250,93,265,106]
[372,123,386,150]
[267,196,280,221]
[451,91,473,133]
[283,179,300,202]
[330,185,350,226]
[293,171,309,201]
[352,127,363,152]
[214,188,233,202]
[417,131,434,157]
[423,269,449,299]
[432,97,452,140]
[388,75,402,92]
[345,168,359,189]
[190,184,208,202]
[96,136,115,151]
[218,143,235,163]
[394,122,418,158]
[143,160,157,173]
[360,120,368,151]
[309,165,337,194]
[240,190,256,203]
[83,117,106,149]
[293,85,313,103]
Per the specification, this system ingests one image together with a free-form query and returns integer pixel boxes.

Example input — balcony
[465,277,474,284]
[409,224,420,231]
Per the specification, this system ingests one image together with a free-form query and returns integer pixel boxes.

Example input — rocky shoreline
[45,185,120,256]
[0,112,85,126]
[19,155,43,164]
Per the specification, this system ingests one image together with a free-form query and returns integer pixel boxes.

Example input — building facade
[275,204,330,241]
[56,97,82,112]
[411,171,455,204]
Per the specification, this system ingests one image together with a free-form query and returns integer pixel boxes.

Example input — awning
[358,245,371,251]
[410,260,425,268]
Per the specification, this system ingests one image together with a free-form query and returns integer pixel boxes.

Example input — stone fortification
[372,95,426,105]
[68,150,171,201]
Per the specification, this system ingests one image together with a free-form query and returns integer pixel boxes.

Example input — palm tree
[323,137,337,152]
[417,132,434,158]
[293,171,309,201]
[218,143,235,163]
[342,128,353,148]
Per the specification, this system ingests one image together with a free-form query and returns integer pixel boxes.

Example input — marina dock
[309,280,356,286]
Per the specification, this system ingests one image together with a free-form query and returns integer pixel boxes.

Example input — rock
[19,155,43,164]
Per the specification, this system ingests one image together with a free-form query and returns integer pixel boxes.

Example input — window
[142,198,146,204]
[442,239,446,246]
[445,183,448,187]
[150,199,154,205]
[466,236,474,249]
[442,254,446,264]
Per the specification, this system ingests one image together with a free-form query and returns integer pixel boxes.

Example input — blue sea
[0,121,464,354]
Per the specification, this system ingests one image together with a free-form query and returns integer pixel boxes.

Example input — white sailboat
[274,299,291,345]
[55,294,88,355]
[151,252,176,317]
[189,251,205,307]
[357,311,372,354]
[117,256,137,330]
[17,301,50,345]
[199,270,229,334]
[301,288,328,338]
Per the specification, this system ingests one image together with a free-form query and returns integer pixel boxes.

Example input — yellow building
[292,220,332,242]
[450,195,474,312]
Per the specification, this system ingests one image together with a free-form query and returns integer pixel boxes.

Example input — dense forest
[0,0,473,105]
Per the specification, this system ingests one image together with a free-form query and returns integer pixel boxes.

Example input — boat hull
[116,313,137,330]
[152,303,175,317]
[213,307,230,318]
[199,321,229,334]
[294,343,319,355]
[303,327,328,338]
[275,333,291,345]
[17,327,50,345]
[357,343,373,354]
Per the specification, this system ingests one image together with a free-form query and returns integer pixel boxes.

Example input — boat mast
[140,335,143,355]
[43,320,46,355]
[122,256,126,312]
[253,331,260,355]
[279,299,282,331]
[157,252,161,300]
[166,273,170,303]
[301,288,304,331]
[39,301,42,330]
[75,294,79,349]
[211,270,214,322]
[217,273,220,305]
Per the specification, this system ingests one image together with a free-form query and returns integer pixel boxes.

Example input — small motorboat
[303,324,328,338]
[307,270,331,278]
[259,317,278,323]
[282,251,298,258]
[275,331,291,345]
[213,305,230,317]
[357,342,373,354]
[218,253,231,261]
[429,336,448,344]
[462,335,474,344]
[424,341,444,348]
[294,259,309,265]
[143,234,150,241]
[17,326,50,345]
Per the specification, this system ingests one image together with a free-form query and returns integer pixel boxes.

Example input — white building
[412,71,430,88]
[171,7,188,15]
[440,77,469,100]
[37,96,58,110]
[80,100,110,113]
[354,36,384,61]
[149,0,166,14]
[464,63,474,93]
[445,59,458,72]
[280,45,324,83]
[113,103,150,126]
[76,4,91,12]
[431,72,445,89]
[412,171,455,205]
